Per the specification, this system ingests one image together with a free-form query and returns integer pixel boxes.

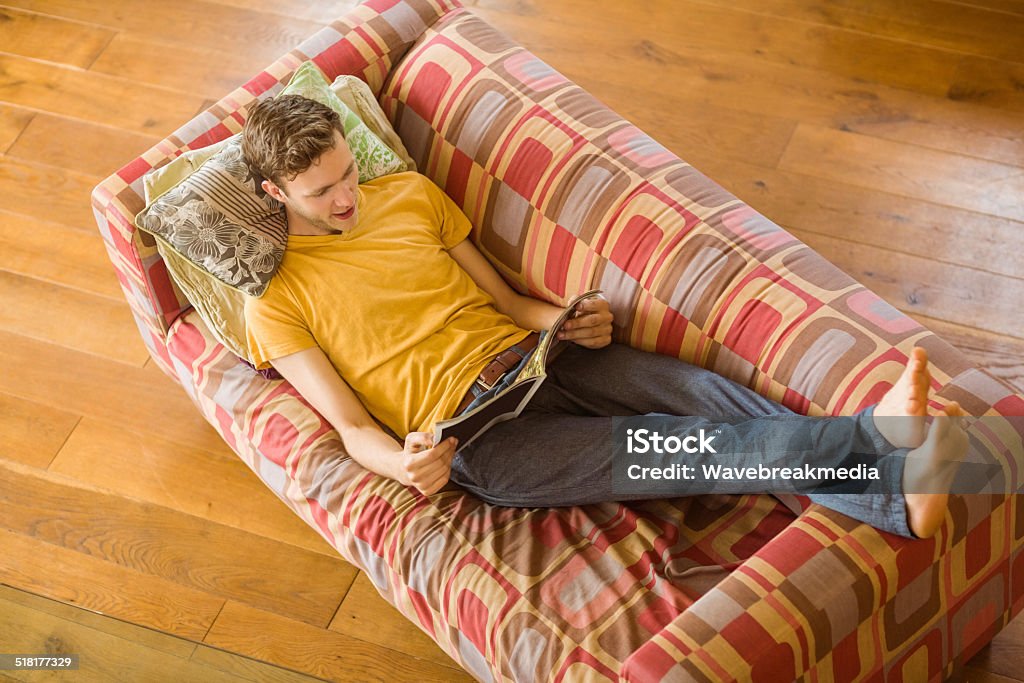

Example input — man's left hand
[557,296,614,349]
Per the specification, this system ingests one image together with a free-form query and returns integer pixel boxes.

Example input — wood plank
[0,156,98,230]
[471,3,1024,166]
[679,0,1024,64]
[0,6,116,68]
[329,572,461,670]
[0,393,79,470]
[0,329,226,454]
[2,584,323,682]
[592,80,798,171]
[206,601,475,682]
[964,665,1024,682]
[0,209,125,301]
[475,0,962,97]
[0,546,219,648]
[49,418,337,557]
[683,155,1024,281]
[0,270,150,366]
[0,458,357,626]
[0,103,34,153]
[784,227,1024,340]
[89,33,270,102]
[188,645,327,683]
[4,0,325,64]
[0,585,304,682]
[0,53,206,136]
[948,55,1024,113]
[778,123,1024,222]
[199,0,358,24]
[6,112,160,179]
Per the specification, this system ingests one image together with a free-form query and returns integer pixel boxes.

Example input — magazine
[434,289,604,452]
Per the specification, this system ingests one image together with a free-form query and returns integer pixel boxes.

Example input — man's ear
[262,178,286,203]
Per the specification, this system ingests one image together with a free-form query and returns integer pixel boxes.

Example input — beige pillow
[144,76,413,368]
[331,74,417,173]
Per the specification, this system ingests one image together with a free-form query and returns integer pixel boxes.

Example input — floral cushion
[135,135,286,297]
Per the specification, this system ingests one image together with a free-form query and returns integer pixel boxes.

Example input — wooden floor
[0,0,1021,680]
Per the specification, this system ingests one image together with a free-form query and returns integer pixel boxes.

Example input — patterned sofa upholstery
[91,0,1024,680]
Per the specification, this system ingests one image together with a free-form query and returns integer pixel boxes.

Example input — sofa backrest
[375,8,1007,417]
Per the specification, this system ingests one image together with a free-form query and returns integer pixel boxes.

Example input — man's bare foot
[903,402,968,538]
[873,347,931,449]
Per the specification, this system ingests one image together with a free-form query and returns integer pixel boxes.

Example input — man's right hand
[399,433,458,495]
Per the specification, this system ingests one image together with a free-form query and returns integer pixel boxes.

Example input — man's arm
[270,346,457,494]
[447,238,614,348]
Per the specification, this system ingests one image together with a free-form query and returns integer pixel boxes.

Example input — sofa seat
[166,309,798,680]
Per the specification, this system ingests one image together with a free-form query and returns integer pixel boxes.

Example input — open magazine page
[434,289,604,450]
[516,289,603,381]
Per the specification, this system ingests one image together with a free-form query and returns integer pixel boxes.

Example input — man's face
[264,130,360,236]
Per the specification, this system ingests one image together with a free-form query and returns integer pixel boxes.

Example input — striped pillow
[135,135,287,297]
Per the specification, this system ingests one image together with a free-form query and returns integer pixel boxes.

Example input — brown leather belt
[455,332,541,416]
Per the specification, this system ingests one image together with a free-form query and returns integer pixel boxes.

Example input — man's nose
[330,188,352,209]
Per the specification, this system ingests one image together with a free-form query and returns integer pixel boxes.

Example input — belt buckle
[477,372,502,393]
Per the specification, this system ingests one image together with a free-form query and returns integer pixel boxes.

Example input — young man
[241,95,966,539]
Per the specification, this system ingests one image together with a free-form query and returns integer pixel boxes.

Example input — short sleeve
[422,175,473,249]
[244,286,318,369]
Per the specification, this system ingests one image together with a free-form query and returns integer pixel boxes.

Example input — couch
[91,0,1024,680]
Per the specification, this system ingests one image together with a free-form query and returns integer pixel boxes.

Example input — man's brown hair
[241,95,345,191]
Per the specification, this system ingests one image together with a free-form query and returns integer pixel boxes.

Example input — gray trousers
[449,342,913,538]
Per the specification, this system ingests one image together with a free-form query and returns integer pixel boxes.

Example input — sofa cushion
[136,135,287,297]
[282,61,408,183]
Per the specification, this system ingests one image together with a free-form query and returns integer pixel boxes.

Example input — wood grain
[0,103,35,153]
[688,155,1024,281]
[0,585,321,681]
[0,393,79,469]
[0,329,228,453]
[0,156,99,230]
[472,4,1024,166]
[0,269,151,365]
[0,6,116,68]
[6,112,160,179]
[681,0,1024,63]
[0,527,224,642]
[49,418,337,557]
[778,123,1024,222]
[199,0,359,24]
[3,0,325,63]
[206,601,474,682]
[0,53,206,136]
[477,0,964,97]
[948,55,1024,112]
[89,33,271,101]
[0,458,357,626]
[0,209,125,301]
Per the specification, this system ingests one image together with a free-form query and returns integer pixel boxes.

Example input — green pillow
[281,61,406,183]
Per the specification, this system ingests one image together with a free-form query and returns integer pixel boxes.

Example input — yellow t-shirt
[245,171,532,437]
